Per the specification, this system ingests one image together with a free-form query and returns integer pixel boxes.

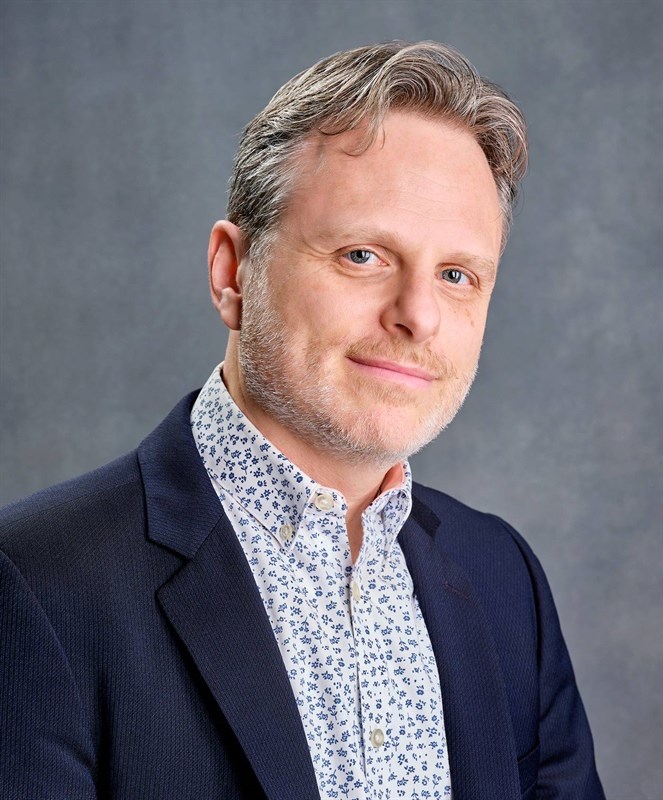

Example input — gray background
[1,0,661,796]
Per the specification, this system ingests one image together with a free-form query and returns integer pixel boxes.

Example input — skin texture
[209,112,503,559]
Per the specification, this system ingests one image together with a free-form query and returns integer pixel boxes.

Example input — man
[0,42,604,799]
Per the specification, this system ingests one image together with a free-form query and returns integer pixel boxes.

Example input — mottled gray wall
[1,0,661,796]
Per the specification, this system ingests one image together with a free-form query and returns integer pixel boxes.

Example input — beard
[238,265,479,470]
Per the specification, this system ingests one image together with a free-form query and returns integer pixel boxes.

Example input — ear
[208,220,249,331]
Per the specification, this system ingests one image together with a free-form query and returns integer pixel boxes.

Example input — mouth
[347,356,436,388]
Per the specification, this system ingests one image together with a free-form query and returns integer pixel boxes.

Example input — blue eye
[440,268,468,285]
[347,249,374,264]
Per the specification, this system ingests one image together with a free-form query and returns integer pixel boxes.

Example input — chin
[317,406,450,467]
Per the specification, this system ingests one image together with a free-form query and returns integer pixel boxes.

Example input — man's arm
[498,519,606,799]
[0,549,97,800]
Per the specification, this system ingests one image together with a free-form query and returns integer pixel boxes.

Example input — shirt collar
[191,364,412,553]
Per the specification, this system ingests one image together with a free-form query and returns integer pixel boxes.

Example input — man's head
[209,42,528,470]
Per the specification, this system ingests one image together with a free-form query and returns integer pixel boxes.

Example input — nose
[380,270,441,343]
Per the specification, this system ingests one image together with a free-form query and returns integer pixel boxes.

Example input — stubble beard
[238,267,479,470]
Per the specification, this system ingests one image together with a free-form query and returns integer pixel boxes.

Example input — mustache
[344,338,456,381]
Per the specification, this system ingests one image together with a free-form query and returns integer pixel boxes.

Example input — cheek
[466,308,488,340]
[282,307,342,357]
[440,306,488,362]
[296,292,371,343]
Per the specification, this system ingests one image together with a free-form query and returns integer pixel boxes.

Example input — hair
[227,40,528,258]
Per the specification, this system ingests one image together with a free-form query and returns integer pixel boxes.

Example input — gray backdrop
[1,0,661,797]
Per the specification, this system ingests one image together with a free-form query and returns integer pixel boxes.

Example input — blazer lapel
[399,496,521,800]
[138,394,320,800]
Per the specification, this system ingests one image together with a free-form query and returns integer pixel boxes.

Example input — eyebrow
[313,225,498,276]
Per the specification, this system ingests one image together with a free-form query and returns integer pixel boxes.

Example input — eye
[344,249,380,265]
[439,267,470,285]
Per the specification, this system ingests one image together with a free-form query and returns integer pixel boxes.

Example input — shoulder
[411,480,549,617]
[411,480,538,564]
[0,390,205,595]
[0,451,143,529]
[0,389,202,546]
[0,451,146,581]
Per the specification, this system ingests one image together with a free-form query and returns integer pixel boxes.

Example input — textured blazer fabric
[0,392,605,799]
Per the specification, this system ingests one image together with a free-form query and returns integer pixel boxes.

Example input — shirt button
[369,728,385,748]
[279,523,295,542]
[351,580,361,601]
[313,492,334,512]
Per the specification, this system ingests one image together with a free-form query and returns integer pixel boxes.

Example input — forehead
[280,112,503,256]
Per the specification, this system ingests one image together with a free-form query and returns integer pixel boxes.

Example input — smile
[347,357,436,388]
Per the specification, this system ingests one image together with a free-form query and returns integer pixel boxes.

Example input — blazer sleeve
[0,549,97,800]
[497,518,606,799]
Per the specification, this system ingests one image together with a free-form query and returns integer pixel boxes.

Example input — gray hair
[227,40,528,256]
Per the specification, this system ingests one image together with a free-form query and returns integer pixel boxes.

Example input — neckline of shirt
[191,364,413,555]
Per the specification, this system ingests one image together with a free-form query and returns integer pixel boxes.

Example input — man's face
[238,111,503,468]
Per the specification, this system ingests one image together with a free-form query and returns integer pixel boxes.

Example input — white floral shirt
[191,366,452,799]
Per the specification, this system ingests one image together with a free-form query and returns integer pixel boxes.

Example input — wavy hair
[227,41,528,256]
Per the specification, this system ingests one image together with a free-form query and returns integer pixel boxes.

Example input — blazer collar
[399,493,521,800]
[138,393,320,800]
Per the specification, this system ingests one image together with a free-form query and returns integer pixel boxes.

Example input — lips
[348,356,436,387]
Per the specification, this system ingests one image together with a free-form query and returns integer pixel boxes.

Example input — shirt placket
[350,509,394,797]
[294,488,366,798]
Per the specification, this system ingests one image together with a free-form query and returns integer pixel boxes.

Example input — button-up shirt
[191,366,452,799]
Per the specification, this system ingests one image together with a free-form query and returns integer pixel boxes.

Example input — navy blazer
[0,392,604,799]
